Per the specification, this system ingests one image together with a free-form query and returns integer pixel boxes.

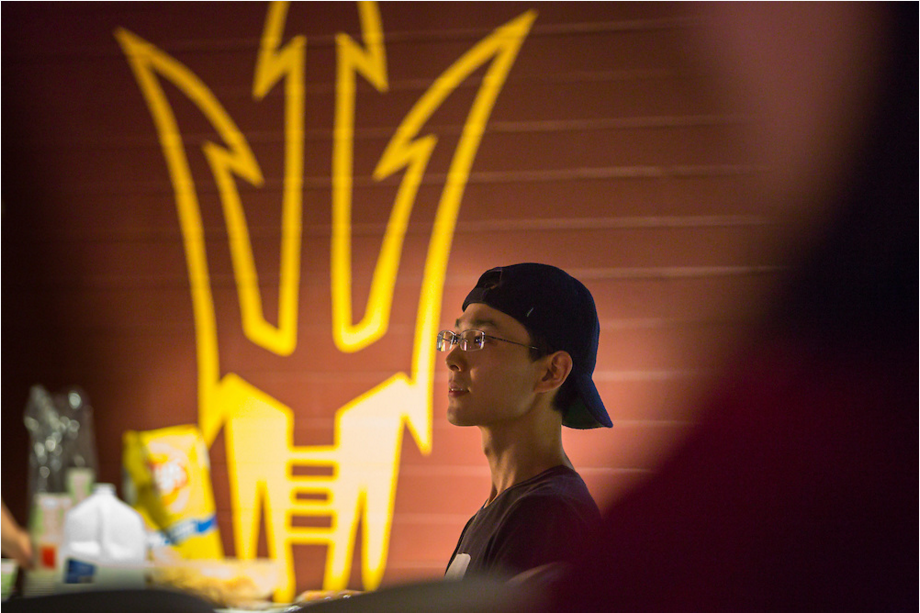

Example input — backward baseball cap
[462,263,612,429]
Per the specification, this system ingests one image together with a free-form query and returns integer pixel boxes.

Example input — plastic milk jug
[57,483,147,590]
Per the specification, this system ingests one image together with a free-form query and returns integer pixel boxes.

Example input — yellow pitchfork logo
[116,1,535,600]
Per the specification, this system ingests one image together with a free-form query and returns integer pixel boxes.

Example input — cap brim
[564,372,612,429]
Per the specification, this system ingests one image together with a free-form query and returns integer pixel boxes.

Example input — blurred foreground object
[3,588,216,613]
[1,558,18,601]
[290,576,540,613]
[546,3,917,611]
[24,386,98,505]
[122,425,223,559]
[148,558,281,609]
[1,499,30,601]
[296,588,362,603]
[57,483,146,591]
[1,500,33,569]
[23,386,98,577]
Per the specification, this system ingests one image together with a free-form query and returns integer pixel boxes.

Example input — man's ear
[535,351,573,393]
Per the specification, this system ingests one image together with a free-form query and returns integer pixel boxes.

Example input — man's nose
[445,343,465,371]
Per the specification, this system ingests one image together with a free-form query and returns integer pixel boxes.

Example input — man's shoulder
[519,465,593,497]
[504,466,599,518]
[451,466,601,578]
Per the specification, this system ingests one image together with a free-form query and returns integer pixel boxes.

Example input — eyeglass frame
[436,329,540,353]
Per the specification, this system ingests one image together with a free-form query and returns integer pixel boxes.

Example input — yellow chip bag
[123,425,223,559]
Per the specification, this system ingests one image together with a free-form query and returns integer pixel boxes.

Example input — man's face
[445,303,545,428]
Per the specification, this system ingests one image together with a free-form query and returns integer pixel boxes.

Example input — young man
[439,263,612,581]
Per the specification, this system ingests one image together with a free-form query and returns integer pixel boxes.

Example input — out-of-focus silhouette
[546,4,917,611]
[1,500,33,569]
[2,589,216,613]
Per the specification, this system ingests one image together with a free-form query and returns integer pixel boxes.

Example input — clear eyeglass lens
[437,330,487,352]
[437,331,457,351]
[464,330,485,350]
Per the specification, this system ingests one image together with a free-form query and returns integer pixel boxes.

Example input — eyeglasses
[436,329,539,353]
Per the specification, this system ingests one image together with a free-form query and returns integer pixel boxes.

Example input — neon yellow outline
[115,26,224,444]
[331,1,391,352]
[331,4,537,362]
[249,1,305,357]
[116,1,303,368]
[116,0,536,598]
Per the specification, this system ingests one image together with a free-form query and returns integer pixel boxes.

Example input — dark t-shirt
[445,465,601,579]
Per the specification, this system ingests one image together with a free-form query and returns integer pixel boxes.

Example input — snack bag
[122,425,223,559]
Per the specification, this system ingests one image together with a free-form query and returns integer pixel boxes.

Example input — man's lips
[448,381,468,397]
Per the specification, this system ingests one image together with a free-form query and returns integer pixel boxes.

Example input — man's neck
[479,410,571,505]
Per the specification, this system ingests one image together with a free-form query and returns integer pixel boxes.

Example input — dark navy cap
[462,263,612,429]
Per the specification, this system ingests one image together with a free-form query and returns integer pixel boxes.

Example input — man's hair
[526,327,579,416]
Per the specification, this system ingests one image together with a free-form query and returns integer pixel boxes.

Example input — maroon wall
[3,1,817,592]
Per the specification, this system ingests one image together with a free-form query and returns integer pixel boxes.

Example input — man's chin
[446,409,474,427]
